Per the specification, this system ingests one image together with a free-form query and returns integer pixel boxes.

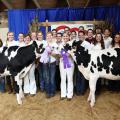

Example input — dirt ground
[0,89,120,120]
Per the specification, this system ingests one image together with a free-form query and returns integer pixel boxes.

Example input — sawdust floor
[0,89,120,120]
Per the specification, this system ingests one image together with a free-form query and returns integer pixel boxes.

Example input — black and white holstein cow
[64,41,120,107]
[0,41,44,104]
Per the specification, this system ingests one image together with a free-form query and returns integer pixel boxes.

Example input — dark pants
[0,77,5,92]
[35,67,39,88]
[108,80,120,91]
[6,76,13,92]
[75,65,88,95]
[55,65,61,91]
[6,76,16,93]
[39,62,45,91]
[43,62,56,96]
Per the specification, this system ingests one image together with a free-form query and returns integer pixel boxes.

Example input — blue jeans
[0,77,5,92]
[43,62,56,95]
[39,62,45,91]
[76,67,87,95]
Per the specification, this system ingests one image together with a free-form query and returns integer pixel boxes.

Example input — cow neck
[76,45,90,68]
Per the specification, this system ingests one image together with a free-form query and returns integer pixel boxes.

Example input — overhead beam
[32,0,41,8]
[84,0,91,8]
[1,0,13,9]
[118,0,120,5]
[66,0,70,7]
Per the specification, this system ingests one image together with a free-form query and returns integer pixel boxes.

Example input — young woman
[37,31,45,92]
[40,32,59,98]
[86,29,95,44]
[23,34,37,96]
[59,32,74,100]
[103,28,112,49]
[108,33,120,91]
[93,33,105,50]
[18,33,25,47]
[5,32,18,94]
[103,29,112,87]
[92,33,105,94]
[0,38,5,93]
[111,34,120,48]
[51,29,57,42]
[70,30,77,41]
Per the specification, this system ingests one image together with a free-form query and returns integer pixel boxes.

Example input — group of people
[0,26,120,101]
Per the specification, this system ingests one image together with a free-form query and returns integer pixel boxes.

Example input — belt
[42,61,56,65]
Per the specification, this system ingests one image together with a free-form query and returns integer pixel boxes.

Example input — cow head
[32,41,45,58]
[63,40,82,51]
[63,40,91,67]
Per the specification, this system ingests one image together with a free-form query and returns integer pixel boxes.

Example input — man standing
[75,31,92,95]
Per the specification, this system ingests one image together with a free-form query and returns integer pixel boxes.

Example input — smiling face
[7,32,14,41]
[52,29,57,38]
[63,33,70,43]
[37,32,43,41]
[24,35,31,44]
[114,34,120,43]
[46,32,53,43]
[78,32,85,42]
[87,29,94,38]
[31,32,37,40]
[71,31,77,40]
[18,33,24,42]
[56,33,62,42]
[104,29,111,37]
[96,34,102,43]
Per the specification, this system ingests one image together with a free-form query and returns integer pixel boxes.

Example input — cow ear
[32,41,37,48]
[0,40,3,47]
[72,40,82,48]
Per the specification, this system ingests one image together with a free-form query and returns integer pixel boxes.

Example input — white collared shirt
[4,40,18,47]
[18,41,25,47]
[103,37,112,49]
[92,43,102,50]
[81,40,93,50]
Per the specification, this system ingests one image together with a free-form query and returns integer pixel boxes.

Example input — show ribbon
[61,49,71,69]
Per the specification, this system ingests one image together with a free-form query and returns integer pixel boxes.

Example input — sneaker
[67,98,72,101]
[30,94,35,97]
[60,97,66,100]
[46,94,51,98]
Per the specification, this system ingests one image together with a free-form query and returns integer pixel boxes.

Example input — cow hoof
[17,94,23,105]
[87,96,91,102]
[21,94,24,99]
[87,98,91,102]
[18,100,22,105]
[90,102,95,107]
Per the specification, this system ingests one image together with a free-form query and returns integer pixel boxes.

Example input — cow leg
[14,75,22,105]
[87,91,92,102]
[88,75,98,107]
[19,78,24,99]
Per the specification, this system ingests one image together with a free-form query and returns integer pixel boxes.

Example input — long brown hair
[94,33,105,49]
[111,33,120,47]
[0,39,3,47]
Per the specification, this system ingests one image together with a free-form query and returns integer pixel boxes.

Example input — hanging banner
[51,24,94,33]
